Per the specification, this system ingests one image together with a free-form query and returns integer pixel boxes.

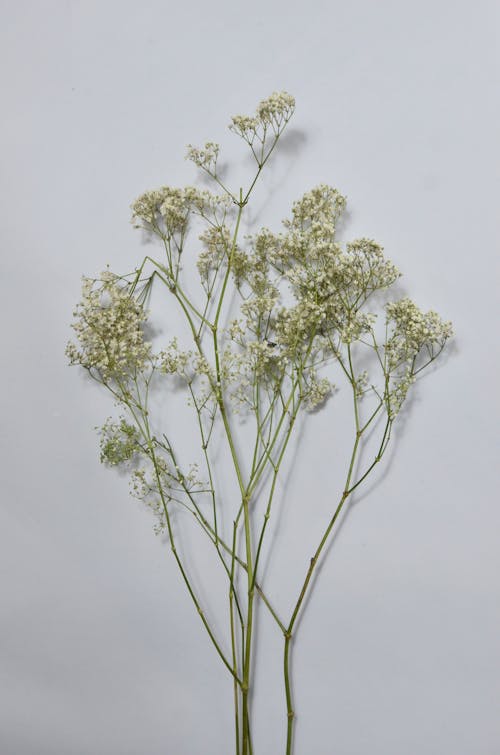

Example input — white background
[1,1,499,753]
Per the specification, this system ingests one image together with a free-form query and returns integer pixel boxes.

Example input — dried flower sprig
[67,92,452,755]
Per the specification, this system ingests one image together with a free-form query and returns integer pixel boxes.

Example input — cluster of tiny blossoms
[67,90,453,540]
[185,142,220,173]
[196,179,450,418]
[99,417,141,466]
[229,91,296,141]
[131,455,204,534]
[385,298,453,370]
[301,372,332,410]
[230,185,399,363]
[131,185,230,235]
[256,92,295,124]
[159,337,193,378]
[196,225,232,289]
[187,92,295,172]
[157,337,218,411]
[384,298,452,418]
[66,272,151,382]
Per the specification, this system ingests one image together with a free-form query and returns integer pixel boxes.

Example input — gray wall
[1,1,499,753]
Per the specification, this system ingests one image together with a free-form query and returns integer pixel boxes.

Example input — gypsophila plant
[67,92,452,755]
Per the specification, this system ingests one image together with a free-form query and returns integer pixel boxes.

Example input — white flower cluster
[245,340,283,379]
[130,460,168,534]
[130,467,165,532]
[283,184,346,241]
[338,311,377,345]
[343,239,400,300]
[196,225,232,288]
[217,339,288,412]
[240,285,280,325]
[229,114,259,139]
[302,373,332,411]
[66,273,151,381]
[229,91,295,143]
[131,453,204,534]
[131,185,191,232]
[236,187,398,362]
[224,233,281,335]
[158,337,217,409]
[256,91,296,126]
[211,183,414,417]
[274,299,326,358]
[384,298,452,417]
[227,319,245,342]
[185,142,220,173]
[385,298,452,372]
[99,417,141,466]
[131,185,229,236]
[387,368,416,419]
[159,337,193,378]
[218,346,251,410]
[354,370,370,398]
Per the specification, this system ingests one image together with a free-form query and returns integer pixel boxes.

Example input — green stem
[230,521,241,755]
[251,390,302,594]
[282,347,389,753]
[123,385,242,685]
[241,490,254,755]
